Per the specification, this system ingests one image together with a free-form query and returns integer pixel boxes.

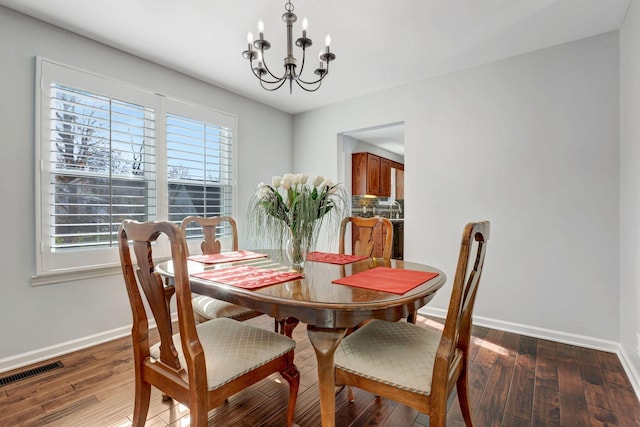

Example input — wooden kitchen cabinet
[390,161,404,200]
[352,152,392,196]
[366,154,380,195]
[380,158,392,197]
[395,168,404,200]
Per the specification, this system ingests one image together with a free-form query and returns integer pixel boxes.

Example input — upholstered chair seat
[335,319,441,396]
[191,294,258,322]
[150,318,295,391]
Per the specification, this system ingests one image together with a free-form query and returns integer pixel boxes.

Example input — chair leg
[430,411,447,427]
[189,398,209,427]
[281,363,300,427]
[132,381,152,427]
[407,312,418,324]
[347,385,355,402]
[456,367,475,427]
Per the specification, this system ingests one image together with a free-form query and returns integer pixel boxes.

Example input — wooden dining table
[156,250,446,427]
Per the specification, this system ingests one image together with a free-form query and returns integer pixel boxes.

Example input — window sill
[32,264,122,286]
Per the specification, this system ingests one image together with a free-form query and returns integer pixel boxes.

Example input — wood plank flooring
[1,315,638,426]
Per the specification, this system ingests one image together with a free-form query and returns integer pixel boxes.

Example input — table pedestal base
[307,326,348,427]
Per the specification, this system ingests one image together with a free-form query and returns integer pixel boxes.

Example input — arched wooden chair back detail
[335,221,490,427]
[180,215,238,256]
[179,216,261,323]
[119,220,300,426]
[339,216,393,259]
[120,221,185,373]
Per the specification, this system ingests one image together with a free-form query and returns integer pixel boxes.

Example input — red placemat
[188,250,268,264]
[191,265,303,289]
[332,267,439,295]
[306,251,369,265]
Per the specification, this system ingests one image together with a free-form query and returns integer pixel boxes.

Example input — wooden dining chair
[339,216,393,260]
[118,220,300,427]
[340,216,399,329]
[334,221,490,427]
[180,216,262,323]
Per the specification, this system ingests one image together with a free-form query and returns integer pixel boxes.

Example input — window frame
[34,58,238,285]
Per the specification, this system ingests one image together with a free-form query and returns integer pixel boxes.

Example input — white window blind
[49,84,156,250]
[165,101,236,242]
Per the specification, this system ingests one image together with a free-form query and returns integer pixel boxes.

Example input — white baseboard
[419,307,640,400]
[617,346,640,400]
[0,314,177,375]
[0,326,131,374]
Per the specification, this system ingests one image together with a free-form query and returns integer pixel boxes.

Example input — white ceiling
[0,0,630,117]
[344,123,406,157]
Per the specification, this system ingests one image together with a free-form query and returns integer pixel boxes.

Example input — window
[49,84,156,250]
[165,100,235,243]
[35,59,237,283]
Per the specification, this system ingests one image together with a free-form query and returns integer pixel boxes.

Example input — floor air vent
[0,361,64,386]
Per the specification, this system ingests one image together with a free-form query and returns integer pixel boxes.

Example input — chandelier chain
[285,1,294,13]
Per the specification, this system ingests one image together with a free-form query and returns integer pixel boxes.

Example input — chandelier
[242,0,336,93]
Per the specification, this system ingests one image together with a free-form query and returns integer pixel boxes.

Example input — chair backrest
[433,221,490,392]
[119,220,203,377]
[180,216,239,255]
[339,216,393,259]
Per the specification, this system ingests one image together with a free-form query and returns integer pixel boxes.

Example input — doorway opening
[338,122,405,258]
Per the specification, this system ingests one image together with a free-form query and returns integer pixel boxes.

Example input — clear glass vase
[286,231,308,271]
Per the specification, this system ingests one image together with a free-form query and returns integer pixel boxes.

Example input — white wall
[0,6,292,368]
[620,0,640,391]
[294,33,620,346]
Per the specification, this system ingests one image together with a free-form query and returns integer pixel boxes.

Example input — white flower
[312,175,324,187]
[293,173,306,186]
[272,175,282,188]
[299,173,309,185]
[322,179,334,190]
[282,173,294,190]
[256,183,270,199]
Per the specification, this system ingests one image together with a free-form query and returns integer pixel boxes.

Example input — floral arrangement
[246,173,347,267]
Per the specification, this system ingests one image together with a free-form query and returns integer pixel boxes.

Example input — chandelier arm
[296,46,307,78]
[297,57,330,85]
[260,51,288,81]
[296,72,327,85]
[249,57,287,84]
[295,78,322,92]
[253,71,286,85]
[260,76,290,91]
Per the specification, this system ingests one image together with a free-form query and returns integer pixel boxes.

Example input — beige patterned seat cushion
[150,317,295,390]
[335,319,442,396]
[191,294,256,320]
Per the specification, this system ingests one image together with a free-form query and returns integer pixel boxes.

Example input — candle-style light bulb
[258,20,264,33]
[247,32,254,44]
[302,18,308,31]
[325,34,331,47]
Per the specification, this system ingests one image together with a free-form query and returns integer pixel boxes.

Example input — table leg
[306,326,348,427]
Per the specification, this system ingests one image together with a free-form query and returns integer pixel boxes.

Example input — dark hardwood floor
[1,314,639,426]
